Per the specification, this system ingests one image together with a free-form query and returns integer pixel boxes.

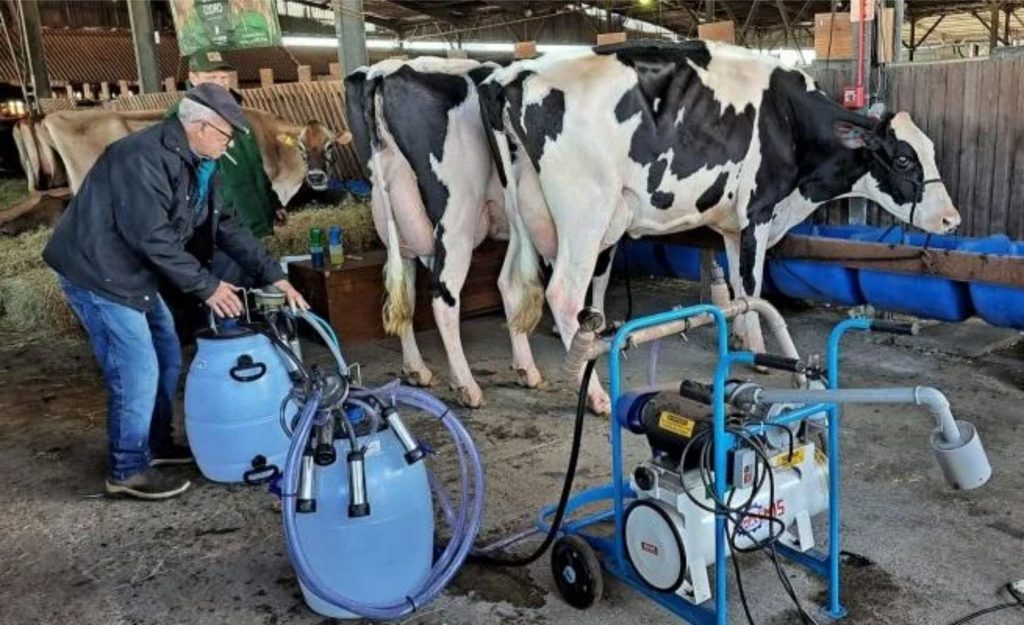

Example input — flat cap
[189,50,234,73]
[183,83,249,134]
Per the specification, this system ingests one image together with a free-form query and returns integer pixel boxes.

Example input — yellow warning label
[658,411,696,438]
[771,446,807,469]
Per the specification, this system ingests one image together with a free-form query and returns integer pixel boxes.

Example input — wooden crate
[815,12,853,61]
[287,240,507,345]
[698,20,736,44]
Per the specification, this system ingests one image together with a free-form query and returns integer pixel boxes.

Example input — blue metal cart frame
[537,306,878,624]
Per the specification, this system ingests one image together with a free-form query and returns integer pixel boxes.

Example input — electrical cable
[677,417,820,624]
[470,358,597,567]
[948,583,1024,625]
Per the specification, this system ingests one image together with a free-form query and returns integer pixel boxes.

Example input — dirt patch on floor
[448,563,548,609]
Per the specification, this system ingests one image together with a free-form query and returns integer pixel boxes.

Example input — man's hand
[205,281,244,318]
[273,279,310,311]
[274,208,288,227]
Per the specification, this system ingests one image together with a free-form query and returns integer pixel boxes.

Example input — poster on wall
[169,0,282,56]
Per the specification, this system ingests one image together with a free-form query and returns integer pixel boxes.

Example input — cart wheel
[551,535,604,610]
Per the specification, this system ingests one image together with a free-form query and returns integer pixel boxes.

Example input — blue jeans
[58,276,182,480]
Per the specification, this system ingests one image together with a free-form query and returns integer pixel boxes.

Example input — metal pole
[16,0,51,101]
[335,0,367,76]
[892,0,905,62]
[127,0,160,94]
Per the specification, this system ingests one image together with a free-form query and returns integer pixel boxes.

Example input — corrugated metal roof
[0,28,335,87]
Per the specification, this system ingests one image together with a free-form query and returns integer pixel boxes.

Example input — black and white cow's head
[835,111,959,233]
[277,121,352,191]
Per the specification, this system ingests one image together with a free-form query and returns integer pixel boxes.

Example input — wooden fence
[41,81,363,181]
[810,57,1024,239]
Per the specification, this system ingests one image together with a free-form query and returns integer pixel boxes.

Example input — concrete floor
[1,278,1022,625]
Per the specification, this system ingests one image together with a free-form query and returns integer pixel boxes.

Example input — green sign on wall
[170,0,282,56]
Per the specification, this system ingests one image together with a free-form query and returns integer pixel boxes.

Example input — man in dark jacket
[43,83,308,500]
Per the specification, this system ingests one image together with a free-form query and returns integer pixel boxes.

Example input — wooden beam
[260,68,274,88]
[657,230,1024,288]
[912,14,947,49]
[739,0,762,45]
[772,235,1024,288]
[969,10,1009,45]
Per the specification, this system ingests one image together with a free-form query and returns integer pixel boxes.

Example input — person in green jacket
[166,51,287,286]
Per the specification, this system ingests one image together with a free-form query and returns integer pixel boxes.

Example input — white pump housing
[625,441,829,606]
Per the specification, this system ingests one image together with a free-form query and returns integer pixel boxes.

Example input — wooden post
[65,85,74,99]
[118,80,131,97]
[100,81,111,100]
[260,68,274,88]
[329,62,341,79]
[990,3,1000,49]
[163,77,176,92]
[83,83,94,100]
[227,70,239,90]
[909,18,916,61]
[297,65,313,83]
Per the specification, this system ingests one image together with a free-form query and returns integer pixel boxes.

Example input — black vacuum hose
[471,358,597,567]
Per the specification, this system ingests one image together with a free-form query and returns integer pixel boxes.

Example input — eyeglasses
[202,121,234,148]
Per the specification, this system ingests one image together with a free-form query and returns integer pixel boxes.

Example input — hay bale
[264,200,380,258]
[0,268,82,339]
[0,227,51,280]
[0,200,380,340]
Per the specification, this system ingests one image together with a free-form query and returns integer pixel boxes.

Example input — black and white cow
[479,40,960,413]
[344,57,546,408]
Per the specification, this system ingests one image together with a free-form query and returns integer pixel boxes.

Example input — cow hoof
[515,366,544,389]
[588,390,611,417]
[452,383,485,409]
[403,366,435,387]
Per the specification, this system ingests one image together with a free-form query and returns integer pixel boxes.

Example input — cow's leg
[588,245,617,327]
[498,213,544,389]
[723,225,769,356]
[547,237,610,415]
[431,225,486,409]
[397,258,434,387]
[549,245,616,338]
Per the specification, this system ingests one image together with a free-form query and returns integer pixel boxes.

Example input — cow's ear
[335,131,353,145]
[276,132,298,147]
[834,121,876,150]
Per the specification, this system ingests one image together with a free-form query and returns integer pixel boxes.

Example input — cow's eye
[895,155,911,170]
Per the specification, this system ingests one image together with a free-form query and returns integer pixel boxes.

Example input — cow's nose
[306,169,328,190]
[941,211,961,232]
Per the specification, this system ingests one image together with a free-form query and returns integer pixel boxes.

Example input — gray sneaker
[105,469,191,500]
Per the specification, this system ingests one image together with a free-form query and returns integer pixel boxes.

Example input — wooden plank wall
[807,58,1024,239]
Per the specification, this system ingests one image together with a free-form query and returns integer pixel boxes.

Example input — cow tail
[381,208,411,336]
[366,79,411,335]
[478,80,544,334]
[476,81,508,188]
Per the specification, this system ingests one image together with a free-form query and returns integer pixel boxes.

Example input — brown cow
[4,107,351,235]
